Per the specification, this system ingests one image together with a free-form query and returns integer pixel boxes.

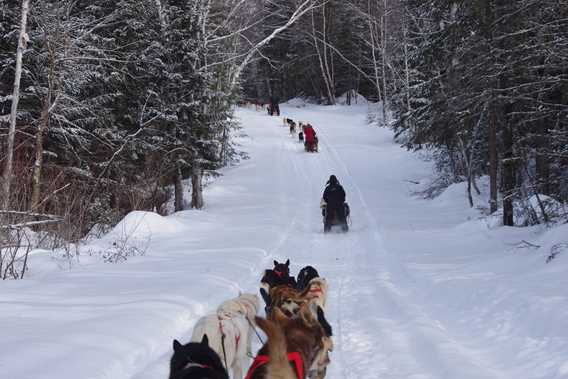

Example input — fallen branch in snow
[1,218,63,229]
[546,243,568,264]
[517,240,541,250]
[0,210,63,230]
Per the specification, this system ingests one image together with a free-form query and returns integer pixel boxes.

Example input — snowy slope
[2,103,567,379]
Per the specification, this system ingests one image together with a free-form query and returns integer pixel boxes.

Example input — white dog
[191,293,259,379]
[302,277,328,309]
[301,279,332,379]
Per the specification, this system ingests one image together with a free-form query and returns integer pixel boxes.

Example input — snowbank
[283,97,308,107]
[104,211,183,241]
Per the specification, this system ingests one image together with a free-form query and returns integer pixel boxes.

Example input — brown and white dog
[300,278,328,310]
[268,285,305,319]
[269,280,332,379]
[245,303,332,379]
[260,260,297,313]
[191,293,260,379]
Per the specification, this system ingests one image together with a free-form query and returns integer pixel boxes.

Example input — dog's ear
[201,334,209,347]
[285,259,290,267]
[173,339,182,352]
[273,260,279,266]
[317,307,333,337]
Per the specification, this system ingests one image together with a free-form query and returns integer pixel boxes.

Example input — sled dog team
[283,117,319,153]
[169,260,333,379]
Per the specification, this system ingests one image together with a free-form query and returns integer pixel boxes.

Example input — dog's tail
[255,316,296,379]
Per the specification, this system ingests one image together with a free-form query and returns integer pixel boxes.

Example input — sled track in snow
[127,120,309,379]
[315,125,507,379]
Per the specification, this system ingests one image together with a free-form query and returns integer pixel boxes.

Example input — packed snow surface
[2,103,567,379]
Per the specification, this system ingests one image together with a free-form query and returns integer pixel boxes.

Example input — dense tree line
[1,0,324,247]
[0,0,244,240]
[1,0,566,244]
[244,0,567,225]
[392,0,568,225]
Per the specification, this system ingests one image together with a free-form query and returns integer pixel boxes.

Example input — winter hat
[328,175,338,185]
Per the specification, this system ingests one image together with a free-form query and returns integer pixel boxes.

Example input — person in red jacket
[304,124,317,152]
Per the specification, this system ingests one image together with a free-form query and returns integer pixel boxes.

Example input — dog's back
[255,317,296,379]
[191,315,239,369]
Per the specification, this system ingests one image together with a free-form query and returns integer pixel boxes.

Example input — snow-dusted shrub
[100,237,148,264]
[0,228,33,280]
[514,195,568,226]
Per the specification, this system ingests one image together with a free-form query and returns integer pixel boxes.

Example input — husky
[169,335,229,379]
[191,294,260,379]
[296,266,320,292]
[260,260,296,313]
[289,121,297,135]
[268,285,305,319]
[301,278,328,310]
[245,303,332,379]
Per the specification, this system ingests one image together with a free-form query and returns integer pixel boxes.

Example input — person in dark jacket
[269,95,280,116]
[322,175,347,232]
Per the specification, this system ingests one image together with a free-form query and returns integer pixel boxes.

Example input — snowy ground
[2,102,568,379]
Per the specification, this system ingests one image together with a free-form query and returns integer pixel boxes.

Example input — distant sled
[321,201,350,233]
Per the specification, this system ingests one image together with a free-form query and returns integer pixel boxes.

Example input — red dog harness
[219,319,241,347]
[244,352,304,379]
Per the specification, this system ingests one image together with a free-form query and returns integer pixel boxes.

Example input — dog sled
[304,137,318,152]
[321,200,350,233]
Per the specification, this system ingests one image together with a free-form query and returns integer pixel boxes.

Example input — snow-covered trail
[2,103,567,379]
[273,105,506,379]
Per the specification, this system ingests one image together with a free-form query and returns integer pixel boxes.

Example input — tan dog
[269,285,305,319]
[191,293,260,379]
[269,284,332,379]
[246,303,331,379]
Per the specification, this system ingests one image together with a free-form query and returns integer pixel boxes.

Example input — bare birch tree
[2,0,30,212]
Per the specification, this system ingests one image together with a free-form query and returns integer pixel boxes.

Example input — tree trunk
[535,120,550,195]
[174,164,184,211]
[367,0,383,122]
[30,104,48,210]
[2,0,30,211]
[502,123,515,226]
[381,0,388,124]
[321,3,335,105]
[488,103,498,214]
[403,23,411,112]
[31,32,56,211]
[311,9,334,105]
[191,164,204,209]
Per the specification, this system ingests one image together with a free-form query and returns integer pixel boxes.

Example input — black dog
[260,259,296,311]
[169,335,229,379]
[289,122,296,134]
[296,265,320,292]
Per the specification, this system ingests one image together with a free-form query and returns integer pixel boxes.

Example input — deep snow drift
[1,102,567,379]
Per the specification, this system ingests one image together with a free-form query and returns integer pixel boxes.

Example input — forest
[1,0,567,276]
